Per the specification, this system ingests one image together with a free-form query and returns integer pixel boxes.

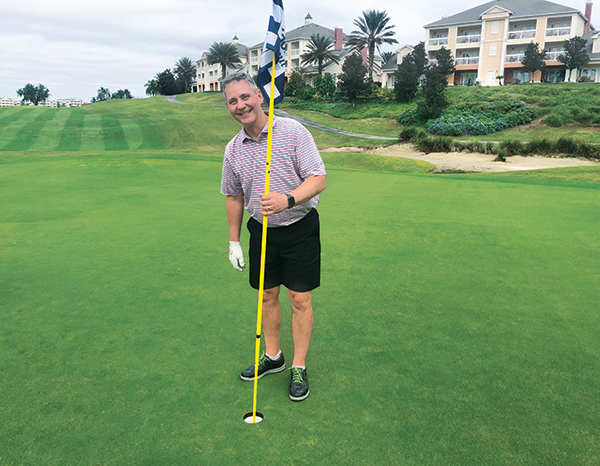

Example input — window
[489,44,497,56]
[491,21,500,34]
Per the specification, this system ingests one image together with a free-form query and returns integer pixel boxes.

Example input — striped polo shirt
[221,116,326,227]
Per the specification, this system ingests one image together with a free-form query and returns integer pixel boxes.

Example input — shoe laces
[291,367,304,383]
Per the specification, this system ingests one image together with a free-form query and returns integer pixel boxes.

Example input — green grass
[0,96,599,464]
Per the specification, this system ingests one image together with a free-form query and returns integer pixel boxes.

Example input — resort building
[0,97,20,107]
[191,13,379,92]
[381,45,414,88]
[424,0,598,85]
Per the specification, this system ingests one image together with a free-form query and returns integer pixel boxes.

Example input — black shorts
[247,209,321,292]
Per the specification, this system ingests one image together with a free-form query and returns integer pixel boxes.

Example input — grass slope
[0,152,598,465]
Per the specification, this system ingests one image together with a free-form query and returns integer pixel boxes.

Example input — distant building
[191,13,380,92]
[57,98,84,107]
[0,97,17,107]
[424,0,598,85]
[381,45,414,89]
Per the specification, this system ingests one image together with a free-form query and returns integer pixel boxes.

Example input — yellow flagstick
[251,56,277,424]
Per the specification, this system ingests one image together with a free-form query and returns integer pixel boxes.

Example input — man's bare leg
[262,286,282,357]
[288,290,314,367]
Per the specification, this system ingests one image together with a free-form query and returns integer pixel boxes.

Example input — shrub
[555,137,579,156]
[398,108,419,126]
[527,138,553,155]
[399,127,418,141]
[415,135,453,153]
[500,140,525,156]
[544,114,565,127]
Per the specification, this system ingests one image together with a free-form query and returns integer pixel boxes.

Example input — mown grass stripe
[0,107,30,125]
[101,113,128,151]
[136,117,167,150]
[2,109,58,151]
[29,109,72,151]
[56,110,85,151]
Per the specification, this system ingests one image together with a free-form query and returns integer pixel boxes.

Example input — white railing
[291,49,300,56]
[546,27,570,37]
[456,35,481,44]
[455,57,479,65]
[505,53,525,63]
[508,30,536,40]
[429,38,448,46]
[545,51,563,60]
[428,59,439,66]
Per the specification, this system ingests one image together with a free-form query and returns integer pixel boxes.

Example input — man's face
[224,80,265,128]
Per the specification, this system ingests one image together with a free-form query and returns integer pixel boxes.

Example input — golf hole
[243,411,264,424]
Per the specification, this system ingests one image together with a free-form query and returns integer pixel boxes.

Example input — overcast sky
[1,0,597,102]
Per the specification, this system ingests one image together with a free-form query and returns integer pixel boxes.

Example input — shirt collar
[242,116,277,143]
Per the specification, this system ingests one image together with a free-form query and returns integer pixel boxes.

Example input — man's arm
[259,175,326,216]
[226,194,244,241]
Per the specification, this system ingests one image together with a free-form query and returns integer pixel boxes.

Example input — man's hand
[260,193,288,216]
[229,241,245,271]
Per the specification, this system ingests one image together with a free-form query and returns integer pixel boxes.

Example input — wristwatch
[286,193,295,209]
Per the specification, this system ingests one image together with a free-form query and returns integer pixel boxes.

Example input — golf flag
[257,0,286,105]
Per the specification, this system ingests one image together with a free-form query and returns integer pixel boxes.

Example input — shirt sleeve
[220,141,244,196]
[295,124,326,180]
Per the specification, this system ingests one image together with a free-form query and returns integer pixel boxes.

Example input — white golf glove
[229,241,245,271]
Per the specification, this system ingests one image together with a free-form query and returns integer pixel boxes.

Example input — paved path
[165,95,186,104]
[274,109,397,140]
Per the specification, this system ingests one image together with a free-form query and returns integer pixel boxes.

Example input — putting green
[1,149,598,464]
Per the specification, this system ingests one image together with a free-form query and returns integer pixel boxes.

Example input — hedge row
[398,129,600,160]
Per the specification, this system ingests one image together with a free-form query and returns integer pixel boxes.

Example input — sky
[1,0,598,102]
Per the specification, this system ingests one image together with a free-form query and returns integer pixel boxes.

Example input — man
[220,71,326,402]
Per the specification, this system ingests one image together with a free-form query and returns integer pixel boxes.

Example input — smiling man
[220,71,326,402]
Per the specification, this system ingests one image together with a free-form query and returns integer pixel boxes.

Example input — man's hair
[222,72,258,98]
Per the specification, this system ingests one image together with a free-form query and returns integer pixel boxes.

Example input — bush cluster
[426,102,536,136]
[398,133,600,160]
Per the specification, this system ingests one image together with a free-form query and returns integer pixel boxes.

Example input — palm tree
[174,57,197,93]
[206,42,242,81]
[380,51,395,65]
[300,34,340,76]
[145,79,159,96]
[346,10,398,80]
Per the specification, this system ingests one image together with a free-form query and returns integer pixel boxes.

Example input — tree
[346,10,398,80]
[380,51,395,64]
[206,42,242,81]
[94,87,112,102]
[284,69,307,97]
[112,89,133,99]
[411,42,428,78]
[155,69,179,95]
[434,46,456,77]
[337,53,369,102]
[174,57,197,93]
[558,36,590,82]
[300,34,340,76]
[418,66,449,120]
[16,83,50,105]
[145,79,159,96]
[521,42,547,83]
[394,53,419,103]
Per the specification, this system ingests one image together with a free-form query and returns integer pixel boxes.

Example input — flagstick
[251,56,277,424]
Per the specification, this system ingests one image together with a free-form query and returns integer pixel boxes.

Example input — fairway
[1,97,599,464]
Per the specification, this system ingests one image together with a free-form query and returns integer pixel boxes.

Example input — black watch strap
[286,194,295,209]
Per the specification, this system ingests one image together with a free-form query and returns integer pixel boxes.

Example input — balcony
[546,27,570,37]
[291,49,300,56]
[508,30,536,40]
[456,34,481,44]
[428,59,439,66]
[505,53,524,63]
[456,57,479,66]
[429,37,448,47]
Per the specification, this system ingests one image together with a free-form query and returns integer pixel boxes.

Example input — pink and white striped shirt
[221,116,326,227]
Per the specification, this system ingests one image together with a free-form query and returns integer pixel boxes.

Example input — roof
[425,0,587,28]
[381,45,414,71]
[250,22,348,49]
[582,30,600,61]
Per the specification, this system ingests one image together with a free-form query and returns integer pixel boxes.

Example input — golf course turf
[0,95,598,465]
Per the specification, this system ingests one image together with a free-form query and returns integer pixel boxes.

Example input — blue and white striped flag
[257,0,286,105]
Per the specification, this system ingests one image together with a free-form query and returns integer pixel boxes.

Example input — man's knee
[263,286,280,304]
[288,290,312,313]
